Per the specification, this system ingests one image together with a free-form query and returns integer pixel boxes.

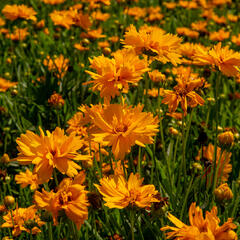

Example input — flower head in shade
[85,48,149,102]
[0,77,17,92]
[6,28,29,41]
[161,202,237,240]
[95,173,159,209]
[34,172,89,229]
[193,42,240,77]
[84,103,159,160]
[42,0,66,4]
[162,67,205,115]
[43,55,69,78]
[214,183,233,202]
[196,143,232,183]
[1,205,45,237]
[2,4,37,21]
[122,25,182,66]
[15,127,91,183]
[48,92,65,108]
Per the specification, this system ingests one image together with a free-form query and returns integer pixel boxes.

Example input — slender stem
[130,208,135,240]
[180,174,194,220]
[48,222,53,240]
[137,147,142,176]
[53,169,59,186]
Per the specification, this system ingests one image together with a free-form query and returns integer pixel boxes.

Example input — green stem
[180,174,194,220]
[137,147,142,176]
[130,209,135,240]
[53,169,59,186]
[48,222,53,240]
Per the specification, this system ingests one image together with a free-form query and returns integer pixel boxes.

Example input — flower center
[115,124,128,133]
[58,191,72,205]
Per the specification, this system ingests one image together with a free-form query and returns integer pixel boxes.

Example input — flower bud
[4,196,15,208]
[1,153,10,164]
[169,127,179,136]
[214,183,233,201]
[102,47,111,55]
[192,162,203,171]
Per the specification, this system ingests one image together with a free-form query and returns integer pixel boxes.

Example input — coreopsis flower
[84,103,159,160]
[67,112,88,137]
[6,28,29,41]
[50,10,74,29]
[15,169,41,190]
[231,34,240,46]
[176,27,199,39]
[193,42,240,77]
[125,7,147,20]
[15,127,91,183]
[48,92,65,108]
[161,202,237,240]
[0,17,5,26]
[148,70,166,83]
[162,67,205,115]
[34,172,89,229]
[209,29,230,41]
[2,4,37,21]
[42,0,66,4]
[191,21,208,33]
[95,173,159,209]
[227,14,238,22]
[0,78,17,92]
[217,131,234,147]
[211,14,227,24]
[196,143,232,183]
[122,25,182,66]
[85,49,149,102]
[80,28,106,39]
[43,55,69,78]
[214,183,233,201]
[1,205,45,237]
[74,43,89,51]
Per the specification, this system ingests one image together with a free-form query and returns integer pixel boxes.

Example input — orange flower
[15,169,41,190]
[161,202,237,240]
[191,21,208,33]
[0,17,5,26]
[214,183,233,201]
[48,92,65,108]
[6,28,29,41]
[209,29,230,41]
[74,43,89,51]
[95,173,159,209]
[50,10,74,29]
[125,7,147,20]
[1,205,45,237]
[122,25,182,66]
[43,55,69,78]
[84,103,159,160]
[196,143,232,183]
[15,127,91,183]
[34,172,89,229]
[0,77,17,92]
[85,49,149,102]
[80,28,106,39]
[176,27,199,39]
[193,42,240,77]
[66,112,88,137]
[42,0,66,4]
[231,34,240,46]
[2,4,37,21]
[162,67,205,115]
[148,70,166,83]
